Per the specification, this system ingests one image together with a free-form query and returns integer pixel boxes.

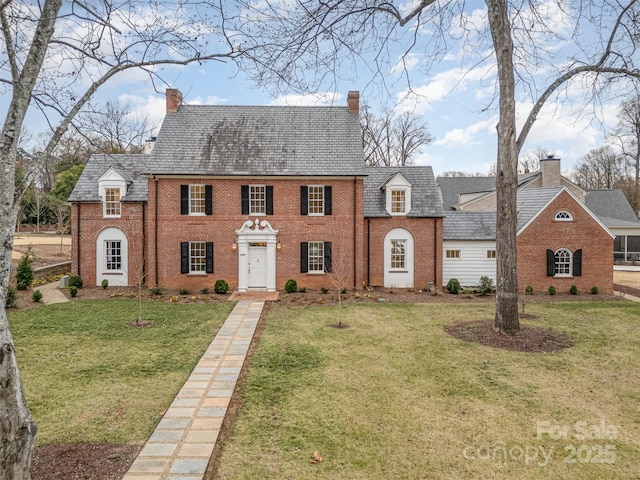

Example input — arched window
[554,248,572,276]
[555,211,573,221]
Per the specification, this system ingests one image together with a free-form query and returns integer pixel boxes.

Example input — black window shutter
[241,185,249,214]
[546,249,555,276]
[266,186,274,215]
[324,242,332,273]
[300,186,308,215]
[181,242,189,273]
[206,242,214,274]
[324,186,332,215]
[205,185,213,215]
[573,249,582,276]
[180,185,189,215]
[301,242,308,273]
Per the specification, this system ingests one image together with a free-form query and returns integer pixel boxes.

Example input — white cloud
[390,53,422,75]
[117,94,166,133]
[434,118,496,148]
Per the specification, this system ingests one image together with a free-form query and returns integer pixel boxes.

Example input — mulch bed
[444,320,574,353]
[31,443,140,480]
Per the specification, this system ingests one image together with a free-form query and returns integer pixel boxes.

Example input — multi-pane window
[104,188,121,217]
[105,241,122,270]
[487,250,497,259]
[308,186,325,215]
[308,241,324,273]
[446,249,461,259]
[189,185,206,214]
[555,211,573,221]
[554,248,572,276]
[390,240,406,269]
[250,185,266,214]
[391,190,406,213]
[190,241,207,273]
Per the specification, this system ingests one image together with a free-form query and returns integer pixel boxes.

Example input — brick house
[439,159,618,293]
[69,90,445,292]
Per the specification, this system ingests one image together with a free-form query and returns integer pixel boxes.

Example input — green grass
[8,299,234,445]
[214,301,640,479]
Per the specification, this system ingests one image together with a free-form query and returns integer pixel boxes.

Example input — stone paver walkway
[123,300,264,480]
[37,281,69,305]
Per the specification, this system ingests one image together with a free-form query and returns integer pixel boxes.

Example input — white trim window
[446,249,461,259]
[390,239,406,269]
[189,184,206,215]
[555,211,573,221]
[105,240,122,271]
[250,185,266,215]
[487,249,496,259]
[189,241,207,273]
[308,241,324,273]
[104,188,121,217]
[308,185,325,215]
[554,248,572,276]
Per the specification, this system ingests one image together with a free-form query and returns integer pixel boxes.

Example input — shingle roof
[68,154,150,202]
[442,186,565,240]
[437,172,539,210]
[585,190,640,227]
[443,211,496,240]
[363,166,446,218]
[148,105,366,176]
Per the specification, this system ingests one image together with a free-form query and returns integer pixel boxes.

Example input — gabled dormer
[98,167,127,218]
[381,172,412,215]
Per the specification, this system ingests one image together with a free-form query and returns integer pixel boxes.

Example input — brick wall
[146,177,365,291]
[517,191,613,294]
[366,217,442,289]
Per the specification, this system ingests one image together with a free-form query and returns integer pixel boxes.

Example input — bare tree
[76,101,153,154]
[361,106,432,166]
[613,95,640,211]
[518,147,551,174]
[233,0,640,335]
[0,2,242,476]
[571,145,627,190]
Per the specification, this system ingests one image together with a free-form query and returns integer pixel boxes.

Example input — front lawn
[214,301,640,479]
[8,299,234,445]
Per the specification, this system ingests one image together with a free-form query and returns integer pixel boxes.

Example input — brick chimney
[540,155,561,187]
[347,91,359,114]
[166,88,183,113]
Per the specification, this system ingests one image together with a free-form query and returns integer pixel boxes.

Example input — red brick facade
[517,191,614,294]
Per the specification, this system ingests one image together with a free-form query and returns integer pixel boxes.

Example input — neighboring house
[69,89,445,292]
[439,159,619,293]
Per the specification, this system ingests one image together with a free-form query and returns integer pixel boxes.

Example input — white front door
[248,244,267,289]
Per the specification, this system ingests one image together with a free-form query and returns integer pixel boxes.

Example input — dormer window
[98,167,126,219]
[555,211,573,221]
[383,172,411,216]
[104,188,121,217]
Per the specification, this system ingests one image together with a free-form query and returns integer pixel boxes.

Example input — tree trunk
[486,0,520,334]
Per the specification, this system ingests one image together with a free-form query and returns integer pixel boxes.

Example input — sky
[10,0,632,178]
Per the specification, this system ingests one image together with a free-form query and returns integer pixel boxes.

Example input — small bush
[16,254,34,290]
[214,279,229,294]
[179,288,191,295]
[200,287,210,294]
[101,279,109,289]
[298,286,306,293]
[68,275,83,289]
[548,286,557,295]
[285,279,297,293]
[446,278,461,294]
[570,285,578,295]
[5,285,18,308]
[149,286,164,296]
[591,286,599,294]
[320,287,329,294]
[69,286,78,298]
[478,276,494,295]
[340,287,347,294]
[32,290,43,302]
[525,286,534,295]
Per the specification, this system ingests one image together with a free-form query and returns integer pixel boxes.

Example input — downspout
[433,218,438,287]
[153,176,159,287]
[141,202,146,286]
[367,218,371,286]
[353,176,357,290]
[76,203,81,276]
